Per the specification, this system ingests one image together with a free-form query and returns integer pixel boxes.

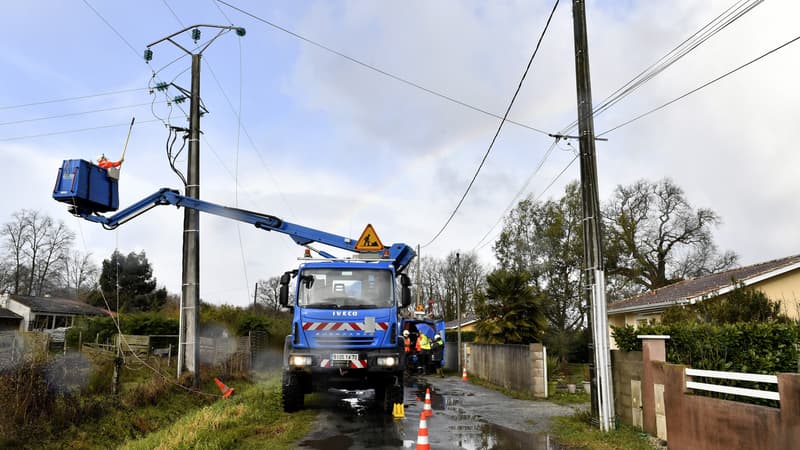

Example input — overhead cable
[0,118,161,142]
[475,152,578,251]
[599,32,800,136]
[559,0,763,136]
[0,101,165,127]
[81,0,141,58]
[215,0,550,136]
[0,88,147,111]
[421,0,560,248]
[472,139,560,250]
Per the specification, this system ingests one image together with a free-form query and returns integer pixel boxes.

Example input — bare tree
[255,276,282,311]
[407,256,447,318]
[603,178,738,292]
[2,211,28,295]
[1,210,76,296]
[405,252,485,321]
[442,251,485,321]
[32,218,75,296]
[62,250,98,299]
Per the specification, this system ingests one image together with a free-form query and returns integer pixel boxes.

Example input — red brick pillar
[639,335,669,436]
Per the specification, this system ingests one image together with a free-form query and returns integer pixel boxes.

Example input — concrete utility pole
[146,24,245,386]
[456,252,462,372]
[571,0,615,431]
[416,244,421,307]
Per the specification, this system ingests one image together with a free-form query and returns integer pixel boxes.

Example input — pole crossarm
[146,24,246,55]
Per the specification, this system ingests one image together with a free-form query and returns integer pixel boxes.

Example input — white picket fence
[685,368,779,401]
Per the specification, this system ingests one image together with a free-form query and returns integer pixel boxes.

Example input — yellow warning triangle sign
[355,223,384,251]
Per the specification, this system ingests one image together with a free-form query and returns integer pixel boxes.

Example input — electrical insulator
[173,95,186,104]
[192,28,201,43]
[144,49,153,62]
[155,82,169,91]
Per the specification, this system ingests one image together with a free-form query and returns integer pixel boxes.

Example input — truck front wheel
[282,373,304,412]
[375,377,404,414]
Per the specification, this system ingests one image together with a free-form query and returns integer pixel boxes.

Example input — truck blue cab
[279,260,411,412]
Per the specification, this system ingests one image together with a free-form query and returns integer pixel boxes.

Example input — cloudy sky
[1,0,798,307]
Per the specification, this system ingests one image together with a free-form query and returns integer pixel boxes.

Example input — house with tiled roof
[0,293,110,332]
[444,316,481,333]
[607,254,800,347]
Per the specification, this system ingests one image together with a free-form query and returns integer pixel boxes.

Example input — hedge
[611,321,799,374]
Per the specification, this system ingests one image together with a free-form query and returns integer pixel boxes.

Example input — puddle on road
[454,422,566,450]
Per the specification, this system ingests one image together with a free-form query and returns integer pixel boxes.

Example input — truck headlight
[376,356,397,367]
[289,355,313,366]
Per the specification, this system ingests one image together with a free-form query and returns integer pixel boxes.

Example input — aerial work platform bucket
[52,159,119,213]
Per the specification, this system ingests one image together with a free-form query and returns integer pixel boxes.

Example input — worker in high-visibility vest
[402,329,411,353]
[97,153,123,169]
[418,332,431,374]
[430,334,445,377]
[402,329,413,368]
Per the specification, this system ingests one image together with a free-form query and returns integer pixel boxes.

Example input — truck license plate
[331,353,359,361]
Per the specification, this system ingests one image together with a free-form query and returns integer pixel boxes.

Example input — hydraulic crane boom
[53,160,415,272]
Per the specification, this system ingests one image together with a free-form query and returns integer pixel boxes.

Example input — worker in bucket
[430,334,444,378]
[97,153,123,169]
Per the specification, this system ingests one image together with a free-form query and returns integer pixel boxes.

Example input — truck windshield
[298,268,394,309]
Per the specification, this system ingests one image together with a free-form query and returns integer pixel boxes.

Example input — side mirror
[399,274,411,308]
[301,275,315,289]
[279,271,294,308]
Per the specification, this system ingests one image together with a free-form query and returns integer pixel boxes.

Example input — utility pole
[415,244,421,308]
[146,24,245,386]
[456,252,462,372]
[571,0,614,431]
[253,282,259,309]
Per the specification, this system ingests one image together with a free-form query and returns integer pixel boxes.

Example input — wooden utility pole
[571,0,614,431]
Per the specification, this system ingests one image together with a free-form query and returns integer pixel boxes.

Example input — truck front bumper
[286,348,403,373]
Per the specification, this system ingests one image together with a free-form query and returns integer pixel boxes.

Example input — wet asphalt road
[295,374,584,450]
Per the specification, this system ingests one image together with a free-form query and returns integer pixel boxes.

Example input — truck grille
[313,335,375,347]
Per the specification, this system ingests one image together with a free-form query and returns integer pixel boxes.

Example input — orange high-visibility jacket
[98,159,122,169]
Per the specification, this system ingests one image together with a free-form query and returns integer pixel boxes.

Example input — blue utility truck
[53,159,415,413]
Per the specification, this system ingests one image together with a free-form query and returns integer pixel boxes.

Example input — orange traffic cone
[416,411,430,450]
[422,388,434,417]
[214,377,234,398]
[461,366,468,381]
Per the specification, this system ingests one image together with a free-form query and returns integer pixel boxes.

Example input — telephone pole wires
[145,24,245,386]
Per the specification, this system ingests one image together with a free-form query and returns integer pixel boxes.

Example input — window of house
[30,315,50,330]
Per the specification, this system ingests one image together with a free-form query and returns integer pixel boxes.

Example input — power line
[81,0,140,59]
[0,118,161,142]
[475,151,579,252]
[0,88,147,111]
[0,101,165,127]
[422,0,560,248]
[472,139,561,250]
[215,0,550,136]
[161,0,185,27]
[559,0,763,136]
[201,58,300,221]
[599,32,800,136]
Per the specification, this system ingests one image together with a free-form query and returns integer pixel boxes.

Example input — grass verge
[549,412,660,450]
[121,372,316,450]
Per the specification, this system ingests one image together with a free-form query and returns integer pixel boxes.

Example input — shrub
[611,321,799,374]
